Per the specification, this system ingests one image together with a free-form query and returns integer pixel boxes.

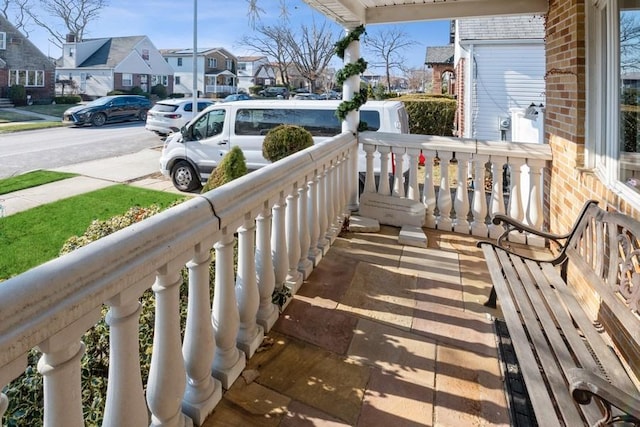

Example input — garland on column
[334,25,368,121]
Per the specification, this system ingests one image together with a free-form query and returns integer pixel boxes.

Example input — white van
[159,99,409,191]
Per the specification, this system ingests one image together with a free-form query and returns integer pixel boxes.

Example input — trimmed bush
[249,85,263,95]
[395,95,457,136]
[54,95,82,104]
[201,146,248,193]
[151,84,167,99]
[262,124,313,163]
[8,84,26,106]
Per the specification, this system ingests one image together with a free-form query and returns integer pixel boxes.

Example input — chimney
[66,34,76,43]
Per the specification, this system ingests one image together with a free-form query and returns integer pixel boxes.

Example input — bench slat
[496,249,585,425]
[481,245,562,427]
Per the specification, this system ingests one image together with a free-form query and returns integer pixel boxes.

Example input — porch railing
[0,131,551,426]
[204,84,235,94]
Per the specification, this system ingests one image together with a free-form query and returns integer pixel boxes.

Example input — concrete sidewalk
[1,148,187,217]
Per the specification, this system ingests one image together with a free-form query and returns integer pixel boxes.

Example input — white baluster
[256,205,279,332]
[317,168,330,254]
[527,159,546,247]
[422,152,437,229]
[392,147,406,197]
[377,146,391,195]
[348,143,360,211]
[363,144,377,194]
[453,153,471,234]
[307,173,323,265]
[148,268,189,427]
[37,309,100,427]
[471,155,489,237]
[437,152,453,231]
[298,180,314,279]
[182,246,221,425]
[507,158,526,244]
[488,156,506,239]
[406,148,421,201]
[286,186,303,292]
[212,231,246,390]
[104,295,148,427]
[328,160,341,242]
[272,193,289,288]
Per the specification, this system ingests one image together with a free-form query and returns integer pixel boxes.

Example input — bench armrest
[492,213,571,248]
[569,368,640,424]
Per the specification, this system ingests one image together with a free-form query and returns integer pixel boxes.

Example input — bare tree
[24,0,108,47]
[237,24,293,87]
[1,0,32,35]
[621,12,640,73]
[283,19,338,92]
[364,27,414,92]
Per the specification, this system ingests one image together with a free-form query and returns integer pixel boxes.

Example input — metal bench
[478,200,640,426]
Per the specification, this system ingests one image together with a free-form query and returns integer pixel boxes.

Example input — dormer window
[0,32,5,50]
[208,58,217,68]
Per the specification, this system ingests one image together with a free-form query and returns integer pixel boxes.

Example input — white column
[471,155,489,237]
[453,153,471,234]
[182,246,221,425]
[377,146,391,195]
[526,159,546,247]
[256,205,279,331]
[236,217,264,358]
[342,26,361,211]
[307,173,323,265]
[422,152,437,228]
[298,179,314,278]
[507,158,526,244]
[148,268,189,427]
[488,156,506,239]
[285,186,303,292]
[406,148,421,201]
[37,310,99,427]
[272,193,289,288]
[104,296,148,427]
[392,147,406,198]
[212,230,246,390]
[436,152,453,231]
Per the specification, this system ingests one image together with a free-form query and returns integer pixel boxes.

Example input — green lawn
[0,103,76,132]
[0,171,77,195]
[0,185,186,280]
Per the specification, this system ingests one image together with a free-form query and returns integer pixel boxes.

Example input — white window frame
[208,57,217,68]
[226,59,233,70]
[586,0,640,206]
[177,57,183,67]
[0,32,6,50]
[9,70,45,87]
[122,73,133,87]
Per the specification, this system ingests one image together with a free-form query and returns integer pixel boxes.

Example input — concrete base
[348,216,380,233]
[257,305,279,333]
[298,258,314,280]
[308,248,323,267]
[287,274,304,294]
[398,226,428,248]
[212,350,246,390]
[182,379,222,426]
[359,192,425,227]
[237,325,265,359]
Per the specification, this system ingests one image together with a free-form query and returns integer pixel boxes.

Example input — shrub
[262,124,313,163]
[54,95,82,104]
[249,85,263,95]
[8,84,26,106]
[151,84,167,99]
[395,95,457,136]
[201,146,248,193]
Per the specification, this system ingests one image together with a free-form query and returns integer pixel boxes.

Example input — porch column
[342,26,361,210]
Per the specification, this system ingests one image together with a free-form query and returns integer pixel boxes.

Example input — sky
[23,0,451,72]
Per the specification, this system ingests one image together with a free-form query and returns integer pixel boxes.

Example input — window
[9,70,45,87]
[175,76,181,85]
[238,62,247,71]
[152,75,168,86]
[69,47,74,57]
[192,109,225,140]
[208,58,217,68]
[122,73,133,86]
[0,32,6,50]
[226,59,233,70]
[177,58,183,67]
[142,49,149,61]
[588,0,640,203]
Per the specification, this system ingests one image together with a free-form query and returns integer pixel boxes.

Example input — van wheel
[171,161,201,192]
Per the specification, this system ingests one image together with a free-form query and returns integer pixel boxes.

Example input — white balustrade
[256,205,278,331]
[307,172,323,265]
[471,156,489,236]
[437,151,454,231]
[453,153,471,234]
[272,192,289,288]
[286,185,303,292]
[298,179,314,279]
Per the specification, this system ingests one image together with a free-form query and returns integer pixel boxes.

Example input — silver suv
[145,98,215,136]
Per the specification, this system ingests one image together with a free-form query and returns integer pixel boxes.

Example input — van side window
[360,111,380,131]
[192,109,225,140]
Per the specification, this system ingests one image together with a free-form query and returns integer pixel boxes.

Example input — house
[161,47,237,98]
[56,35,174,99]
[452,15,546,141]
[236,56,276,93]
[424,45,454,95]
[0,15,55,103]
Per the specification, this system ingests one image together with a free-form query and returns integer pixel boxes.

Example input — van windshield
[235,108,380,136]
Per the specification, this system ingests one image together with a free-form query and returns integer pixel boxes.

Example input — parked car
[292,93,320,100]
[62,95,151,127]
[317,90,342,100]
[220,93,252,102]
[258,87,290,99]
[145,98,215,136]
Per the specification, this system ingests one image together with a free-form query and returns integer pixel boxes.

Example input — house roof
[458,15,545,41]
[79,36,146,68]
[160,47,234,58]
[425,46,454,65]
[238,56,266,62]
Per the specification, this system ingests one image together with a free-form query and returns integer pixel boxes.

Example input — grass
[0,185,186,280]
[0,171,78,195]
[0,103,77,133]
[15,104,72,116]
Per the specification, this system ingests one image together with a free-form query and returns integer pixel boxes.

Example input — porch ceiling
[302,0,548,26]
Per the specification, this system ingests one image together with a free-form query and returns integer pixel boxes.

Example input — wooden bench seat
[478,200,640,426]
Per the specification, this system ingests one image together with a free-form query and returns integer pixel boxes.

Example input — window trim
[122,73,133,87]
[0,32,6,50]
[9,70,45,87]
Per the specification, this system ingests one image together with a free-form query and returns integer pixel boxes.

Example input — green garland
[334,25,368,122]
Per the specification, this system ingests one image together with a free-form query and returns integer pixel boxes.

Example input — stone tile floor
[203,226,511,426]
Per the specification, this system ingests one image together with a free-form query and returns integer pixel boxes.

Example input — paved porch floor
[203,226,511,426]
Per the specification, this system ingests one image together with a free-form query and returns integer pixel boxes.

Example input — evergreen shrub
[262,125,313,163]
[201,146,248,193]
[395,95,457,136]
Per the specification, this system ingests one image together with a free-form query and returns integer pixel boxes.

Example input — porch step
[398,225,427,248]
[0,98,15,108]
[348,216,380,233]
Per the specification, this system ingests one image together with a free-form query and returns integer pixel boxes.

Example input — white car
[145,98,215,136]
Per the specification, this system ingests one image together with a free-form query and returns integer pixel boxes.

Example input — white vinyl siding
[470,44,545,141]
